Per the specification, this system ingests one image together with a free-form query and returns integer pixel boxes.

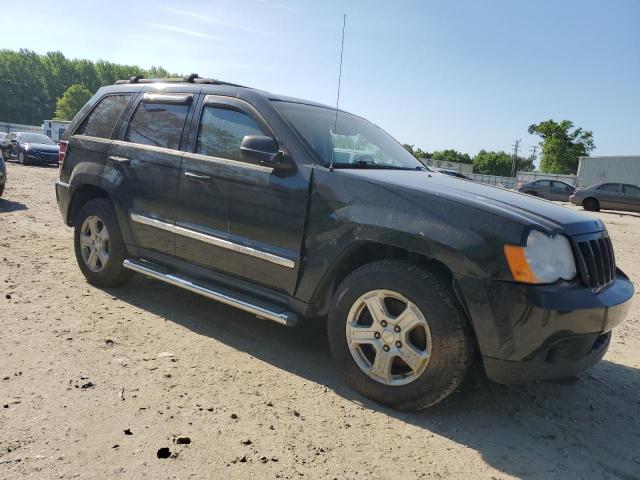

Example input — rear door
[175,95,309,294]
[550,181,573,201]
[109,92,193,256]
[622,184,640,212]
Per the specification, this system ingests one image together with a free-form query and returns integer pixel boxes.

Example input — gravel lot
[1,162,639,480]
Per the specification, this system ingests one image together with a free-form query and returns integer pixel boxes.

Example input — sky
[3,0,639,159]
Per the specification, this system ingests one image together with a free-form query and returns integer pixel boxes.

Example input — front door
[596,183,624,210]
[109,92,193,256]
[175,96,310,294]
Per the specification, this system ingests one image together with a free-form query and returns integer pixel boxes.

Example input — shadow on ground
[107,276,640,479]
[0,198,28,212]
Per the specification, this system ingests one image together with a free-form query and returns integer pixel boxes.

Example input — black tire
[18,150,27,165]
[0,186,3,197]
[583,197,600,212]
[73,198,132,287]
[327,261,474,410]
[525,190,538,196]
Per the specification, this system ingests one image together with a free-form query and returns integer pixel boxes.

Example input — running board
[123,259,298,326]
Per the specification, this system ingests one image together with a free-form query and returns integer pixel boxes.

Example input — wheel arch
[66,184,111,226]
[310,240,462,316]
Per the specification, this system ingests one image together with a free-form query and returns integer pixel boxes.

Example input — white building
[577,155,640,187]
[42,120,71,142]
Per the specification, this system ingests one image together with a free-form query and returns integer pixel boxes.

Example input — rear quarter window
[76,94,132,139]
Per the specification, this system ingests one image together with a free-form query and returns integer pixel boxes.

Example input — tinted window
[125,102,189,150]
[553,181,573,190]
[624,185,640,196]
[598,183,620,192]
[77,94,131,139]
[195,106,266,161]
[535,180,551,187]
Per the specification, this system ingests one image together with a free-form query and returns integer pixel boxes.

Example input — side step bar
[123,259,298,326]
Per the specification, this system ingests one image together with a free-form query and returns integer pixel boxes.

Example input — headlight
[504,230,576,284]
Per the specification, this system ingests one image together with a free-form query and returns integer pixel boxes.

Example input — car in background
[0,132,9,160]
[570,182,640,212]
[4,132,59,166]
[0,154,6,197]
[518,179,576,201]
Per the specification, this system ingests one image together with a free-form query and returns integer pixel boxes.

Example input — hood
[341,169,605,236]
[23,142,59,152]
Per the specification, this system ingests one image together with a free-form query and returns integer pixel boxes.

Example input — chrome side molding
[122,259,297,326]
[130,212,295,269]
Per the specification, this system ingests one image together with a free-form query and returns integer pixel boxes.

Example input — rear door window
[125,101,190,150]
[195,106,267,162]
[77,94,132,139]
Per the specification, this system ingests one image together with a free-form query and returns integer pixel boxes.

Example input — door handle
[108,155,130,165]
[184,171,212,181]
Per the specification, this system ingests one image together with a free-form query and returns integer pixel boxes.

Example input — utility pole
[511,139,521,178]
[529,145,538,166]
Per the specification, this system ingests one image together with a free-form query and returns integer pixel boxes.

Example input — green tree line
[0,49,174,124]
[405,119,595,175]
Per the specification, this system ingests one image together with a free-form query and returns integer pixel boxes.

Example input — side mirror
[240,135,283,167]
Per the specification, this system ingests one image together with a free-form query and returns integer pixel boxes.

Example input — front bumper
[27,151,59,164]
[456,270,634,384]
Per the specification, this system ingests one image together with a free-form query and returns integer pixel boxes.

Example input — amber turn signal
[503,245,539,284]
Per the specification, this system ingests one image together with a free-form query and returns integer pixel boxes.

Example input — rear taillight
[59,140,68,165]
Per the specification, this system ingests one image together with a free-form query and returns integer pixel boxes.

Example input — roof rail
[114,73,249,88]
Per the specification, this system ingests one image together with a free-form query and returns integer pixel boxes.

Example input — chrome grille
[574,235,616,289]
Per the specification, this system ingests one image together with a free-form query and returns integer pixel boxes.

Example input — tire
[327,261,474,410]
[18,150,27,165]
[73,198,132,287]
[583,198,600,212]
[525,190,538,196]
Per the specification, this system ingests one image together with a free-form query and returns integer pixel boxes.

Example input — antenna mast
[329,14,347,173]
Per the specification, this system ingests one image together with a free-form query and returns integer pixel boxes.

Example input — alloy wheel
[346,289,432,386]
[79,215,110,272]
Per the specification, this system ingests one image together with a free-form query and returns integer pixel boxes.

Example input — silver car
[570,182,640,212]
[517,179,576,201]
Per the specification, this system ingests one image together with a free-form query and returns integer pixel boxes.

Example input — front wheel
[73,198,132,287]
[583,198,600,212]
[327,261,474,410]
[18,150,27,165]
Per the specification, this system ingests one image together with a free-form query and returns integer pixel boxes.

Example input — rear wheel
[583,197,600,211]
[74,198,132,287]
[327,261,473,410]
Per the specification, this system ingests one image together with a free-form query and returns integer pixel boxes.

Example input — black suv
[55,75,634,410]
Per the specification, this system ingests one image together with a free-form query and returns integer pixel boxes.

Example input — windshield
[272,101,425,170]
[19,133,56,145]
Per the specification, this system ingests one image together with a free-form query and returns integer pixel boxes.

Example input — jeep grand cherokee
[55,75,634,410]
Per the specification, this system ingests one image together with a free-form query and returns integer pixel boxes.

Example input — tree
[54,84,93,120]
[528,120,595,174]
[403,144,430,159]
[0,49,177,124]
[473,150,533,176]
[431,149,472,164]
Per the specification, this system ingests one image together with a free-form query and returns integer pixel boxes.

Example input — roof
[110,75,341,112]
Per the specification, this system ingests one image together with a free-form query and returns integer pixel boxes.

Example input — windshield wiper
[332,160,414,170]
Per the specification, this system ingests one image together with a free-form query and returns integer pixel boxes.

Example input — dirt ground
[1,162,639,480]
